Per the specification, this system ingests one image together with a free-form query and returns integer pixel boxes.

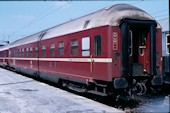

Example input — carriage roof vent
[83,20,90,29]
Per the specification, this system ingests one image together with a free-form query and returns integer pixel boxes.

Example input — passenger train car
[162,31,170,86]
[0,44,9,68]
[0,4,163,97]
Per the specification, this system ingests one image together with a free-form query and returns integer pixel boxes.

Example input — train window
[16,49,18,57]
[30,47,33,57]
[82,37,90,56]
[166,34,170,54]
[129,30,133,56]
[26,48,29,57]
[0,52,2,57]
[35,47,38,57]
[94,35,102,56]
[19,49,22,57]
[22,48,25,57]
[50,43,55,57]
[58,41,64,56]
[15,50,17,57]
[11,51,14,57]
[42,45,46,57]
[71,40,78,56]
[13,50,15,57]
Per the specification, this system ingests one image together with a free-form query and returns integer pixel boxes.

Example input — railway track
[66,86,169,113]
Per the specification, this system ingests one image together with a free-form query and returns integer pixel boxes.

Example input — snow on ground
[0,68,124,113]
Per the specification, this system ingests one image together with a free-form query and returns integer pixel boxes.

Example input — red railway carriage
[7,4,162,97]
[0,44,9,68]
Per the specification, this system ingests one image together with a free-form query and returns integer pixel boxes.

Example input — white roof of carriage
[11,4,161,48]
[0,44,10,51]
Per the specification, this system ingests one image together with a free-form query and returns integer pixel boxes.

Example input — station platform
[0,68,124,113]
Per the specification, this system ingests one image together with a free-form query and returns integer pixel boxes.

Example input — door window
[166,34,170,54]
[94,35,102,56]
[129,30,133,56]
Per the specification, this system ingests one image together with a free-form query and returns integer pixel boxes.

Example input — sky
[0,0,169,43]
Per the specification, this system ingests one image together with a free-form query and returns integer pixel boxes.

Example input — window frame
[70,39,79,56]
[58,41,64,57]
[35,46,38,57]
[22,48,25,57]
[30,47,33,57]
[129,30,133,56]
[26,48,29,57]
[50,43,55,57]
[82,37,90,56]
[42,45,46,57]
[19,49,22,57]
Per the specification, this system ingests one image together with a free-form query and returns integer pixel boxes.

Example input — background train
[162,31,170,92]
[0,4,163,98]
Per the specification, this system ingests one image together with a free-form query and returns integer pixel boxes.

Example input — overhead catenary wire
[151,9,169,15]
[10,1,71,37]
[7,1,169,41]
[154,14,169,19]
[157,17,169,21]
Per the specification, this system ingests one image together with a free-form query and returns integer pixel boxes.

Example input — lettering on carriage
[113,32,118,50]
[69,58,89,62]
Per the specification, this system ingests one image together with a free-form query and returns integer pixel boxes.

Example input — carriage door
[129,29,147,76]
[121,19,157,77]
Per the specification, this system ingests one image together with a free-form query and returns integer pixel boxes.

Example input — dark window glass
[19,49,22,57]
[50,44,55,57]
[0,52,2,57]
[22,49,25,57]
[26,48,29,57]
[167,45,170,53]
[11,51,13,57]
[35,47,38,57]
[167,34,170,54]
[58,41,64,56]
[129,30,133,56]
[94,35,101,56]
[16,49,18,57]
[42,45,46,57]
[71,40,78,56]
[167,35,170,43]
[13,50,15,57]
[30,47,33,57]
